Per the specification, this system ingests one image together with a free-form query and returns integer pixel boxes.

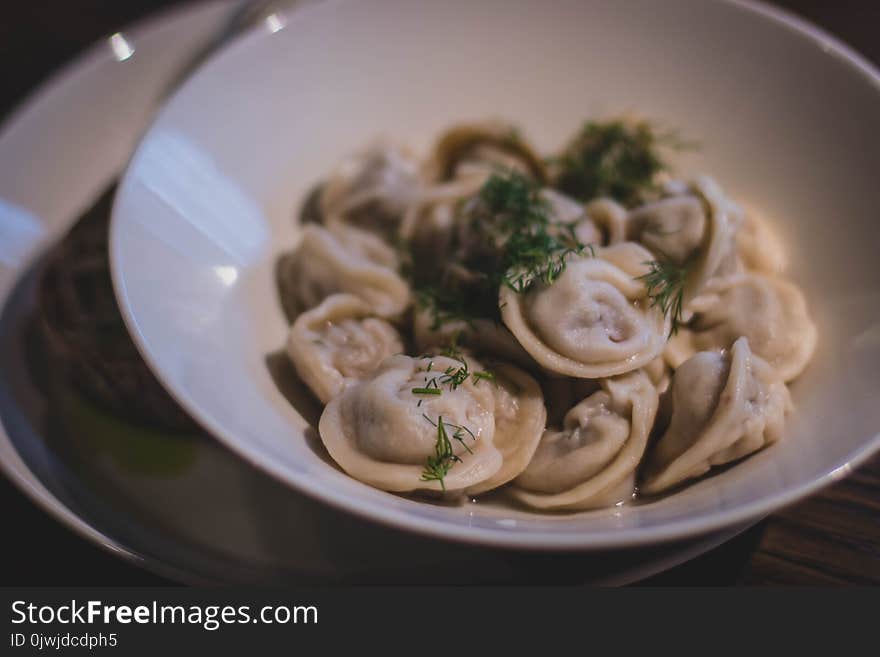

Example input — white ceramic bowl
[110,0,880,549]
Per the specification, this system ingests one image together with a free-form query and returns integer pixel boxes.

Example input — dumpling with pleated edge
[318,140,421,238]
[512,368,658,510]
[500,241,669,378]
[318,353,544,495]
[286,293,405,404]
[424,121,547,184]
[667,273,817,382]
[640,336,792,495]
[625,176,736,311]
[276,222,409,320]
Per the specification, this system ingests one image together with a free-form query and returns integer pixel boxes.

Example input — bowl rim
[109,0,880,550]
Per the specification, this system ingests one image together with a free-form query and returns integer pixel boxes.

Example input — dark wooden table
[1,0,877,586]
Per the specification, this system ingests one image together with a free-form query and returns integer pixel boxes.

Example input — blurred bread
[37,187,197,432]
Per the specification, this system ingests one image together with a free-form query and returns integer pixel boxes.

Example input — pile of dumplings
[277,121,817,511]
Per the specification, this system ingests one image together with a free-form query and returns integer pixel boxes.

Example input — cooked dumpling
[465,363,546,495]
[644,355,672,395]
[331,219,400,269]
[319,141,420,235]
[286,294,404,403]
[734,209,788,275]
[540,188,585,224]
[709,202,788,282]
[641,337,791,494]
[686,273,817,381]
[318,354,501,493]
[542,376,601,427]
[425,121,546,183]
[500,242,669,378]
[399,174,488,282]
[584,198,627,245]
[539,189,627,248]
[627,194,706,265]
[512,369,658,510]
[412,307,533,369]
[275,120,820,508]
[627,176,735,307]
[277,223,409,319]
[663,327,697,369]
[536,192,626,247]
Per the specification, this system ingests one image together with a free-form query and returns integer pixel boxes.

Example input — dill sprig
[500,230,589,292]
[412,346,494,398]
[419,414,476,490]
[637,259,688,335]
[411,386,442,396]
[412,348,492,485]
[408,170,595,330]
[472,171,591,294]
[438,345,494,389]
[554,119,691,206]
[472,370,496,384]
[476,171,549,228]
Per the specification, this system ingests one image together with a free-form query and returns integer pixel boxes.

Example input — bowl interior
[110,0,880,548]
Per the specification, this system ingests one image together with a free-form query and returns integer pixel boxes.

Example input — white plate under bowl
[0,0,757,585]
[111,0,880,550]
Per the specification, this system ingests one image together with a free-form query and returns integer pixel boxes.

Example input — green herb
[472,171,592,294]
[554,119,692,206]
[501,238,583,292]
[420,415,459,490]
[411,387,442,396]
[472,370,496,384]
[441,345,495,387]
[476,171,549,228]
[438,346,471,389]
[637,259,688,335]
[413,375,441,402]
[409,170,596,330]
[415,346,494,396]
[419,414,476,490]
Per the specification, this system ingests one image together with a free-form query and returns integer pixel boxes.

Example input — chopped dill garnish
[476,171,549,228]
[420,415,459,490]
[472,370,496,384]
[422,413,476,444]
[554,119,692,206]
[407,170,597,330]
[420,414,476,490]
[415,345,495,395]
[442,364,469,388]
[470,171,592,294]
[440,345,495,387]
[411,387,442,395]
[637,259,688,335]
[438,345,470,388]
[499,230,588,293]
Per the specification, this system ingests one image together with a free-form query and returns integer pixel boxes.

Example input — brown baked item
[37,186,197,432]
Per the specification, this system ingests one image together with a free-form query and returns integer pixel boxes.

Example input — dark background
[1,0,878,586]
